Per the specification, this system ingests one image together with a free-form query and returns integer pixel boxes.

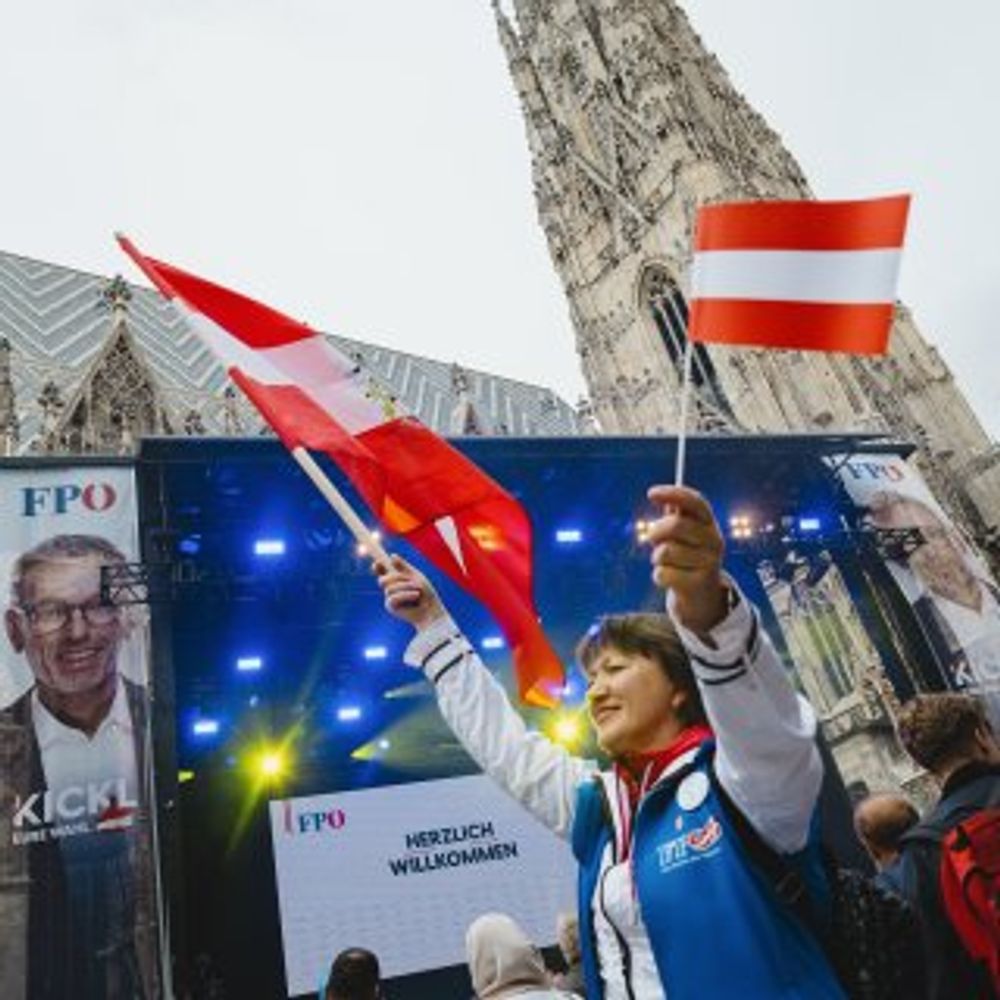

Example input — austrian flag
[117,235,564,707]
[688,195,910,354]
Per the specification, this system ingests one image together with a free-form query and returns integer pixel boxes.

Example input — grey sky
[2,1,996,436]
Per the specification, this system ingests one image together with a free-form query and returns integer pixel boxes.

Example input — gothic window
[641,267,731,415]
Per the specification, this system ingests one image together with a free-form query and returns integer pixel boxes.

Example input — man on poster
[867,490,1000,728]
[0,534,155,999]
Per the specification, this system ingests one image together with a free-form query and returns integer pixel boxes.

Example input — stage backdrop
[270,774,576,995]
[834,452,1000,727]
[0,465,161,1000]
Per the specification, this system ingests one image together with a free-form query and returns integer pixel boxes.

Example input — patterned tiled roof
[0,249,579,450]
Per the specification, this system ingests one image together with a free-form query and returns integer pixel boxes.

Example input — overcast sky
[2,1,996,436]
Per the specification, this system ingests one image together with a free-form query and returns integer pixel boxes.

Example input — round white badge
[676,771,710,812]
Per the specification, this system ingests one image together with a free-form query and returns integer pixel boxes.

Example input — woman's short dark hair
[576,613,706,727]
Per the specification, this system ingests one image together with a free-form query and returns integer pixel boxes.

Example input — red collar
[614,724,713,811]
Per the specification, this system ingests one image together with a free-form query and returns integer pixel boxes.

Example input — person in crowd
[466,913,581,999]
[852,793,919,892]
[378,485,844,999]
[895,693,1000,999]
[551,911,585,995]
[0,533,154,999]
[323,947,382,1000]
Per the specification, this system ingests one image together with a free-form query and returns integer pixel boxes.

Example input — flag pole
[674,339,694,486]
[291,447,391,567]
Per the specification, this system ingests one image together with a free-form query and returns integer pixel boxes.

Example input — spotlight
[356,530,383,557]
[257,749,287,780]
[337,705,362,723]
[192,719,220,737]
[635,519,651,544]
[363,645,388,661]
[178,770,195,784]
[481,636,505,650]
[798,516,822,533]
[728,514,754,540]
[378,739,391,751]
[555,528,583,544]
[254,538,286,557]
[178,535,201,555]
[236,656,263,672]
[549,713,584,748]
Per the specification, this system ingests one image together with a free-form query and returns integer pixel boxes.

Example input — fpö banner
[0,467,160,1000]
[269,774,577,996]
[833,453,1000,727]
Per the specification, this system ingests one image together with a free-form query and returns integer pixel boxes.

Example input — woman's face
[585,645,687,756]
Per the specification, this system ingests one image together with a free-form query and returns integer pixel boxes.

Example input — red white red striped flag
[688,194,910,354]
[117,235,564,707]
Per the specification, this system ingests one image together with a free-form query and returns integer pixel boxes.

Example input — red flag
[688,194,910,354]
[117,235,563,707]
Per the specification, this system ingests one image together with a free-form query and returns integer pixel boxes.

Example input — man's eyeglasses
[18,599,120,635]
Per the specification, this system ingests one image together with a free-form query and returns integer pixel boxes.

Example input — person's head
[896,693,1000,780]
[852,794,919,870]
[465,913,549,999]
[4,535,127,711]
[555,910,581,967]
[866,492,977,604]
[577,612,705,757]
[324,948,381,1000]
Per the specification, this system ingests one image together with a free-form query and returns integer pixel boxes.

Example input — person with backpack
[896,693,1000,999]
[378,484,846,999]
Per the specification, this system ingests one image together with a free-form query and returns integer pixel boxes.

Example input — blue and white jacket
[404,587,845,999]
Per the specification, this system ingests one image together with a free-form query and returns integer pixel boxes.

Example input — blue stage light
[178,535,201,555]
[192,718,220,737]
[555,528,583,544]
[236,656,263,672]
[481,636,505,650]
[798,517,822,533]
[337,705,362,723]
[254,538,286,556]
[363,645,388,661]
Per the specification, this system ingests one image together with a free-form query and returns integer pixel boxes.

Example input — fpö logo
[282,800,347,836]
[21,482,118,517]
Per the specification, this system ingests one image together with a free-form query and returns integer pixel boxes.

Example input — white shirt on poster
[31,677,138,827]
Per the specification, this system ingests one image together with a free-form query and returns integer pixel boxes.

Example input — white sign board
[269,773,577,996]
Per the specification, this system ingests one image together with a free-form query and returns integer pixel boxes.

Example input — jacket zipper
[595,778,637,1000]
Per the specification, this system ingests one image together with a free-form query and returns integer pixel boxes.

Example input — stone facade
[493,0,1000,796]
[492,0,998,558]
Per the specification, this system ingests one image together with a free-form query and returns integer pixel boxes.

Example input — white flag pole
[674,339,694,486]
[291,446,391,567]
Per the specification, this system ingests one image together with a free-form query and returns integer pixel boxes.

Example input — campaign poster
[0,467,161,999]
[269,774,577,996]
[832,453,1000,727]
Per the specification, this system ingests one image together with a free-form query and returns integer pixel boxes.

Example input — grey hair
[9,534,128,605]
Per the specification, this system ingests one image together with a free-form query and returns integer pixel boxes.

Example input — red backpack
[939,807,1000,995]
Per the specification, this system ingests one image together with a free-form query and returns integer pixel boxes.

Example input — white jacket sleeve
[668,583,823,854]
[404,616,596,839]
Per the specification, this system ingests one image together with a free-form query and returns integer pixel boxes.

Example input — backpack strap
[713,776,827,945]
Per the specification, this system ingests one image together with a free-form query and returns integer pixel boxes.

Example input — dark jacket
[0,679,156,1000]
[898,762,1000,1000]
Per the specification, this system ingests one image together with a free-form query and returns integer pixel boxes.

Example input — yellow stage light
[550,713,584,748]
[254,748,288,781]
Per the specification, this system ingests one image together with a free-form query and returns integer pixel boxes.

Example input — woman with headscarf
[466,913,580,1000]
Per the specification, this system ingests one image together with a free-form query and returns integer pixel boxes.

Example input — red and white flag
[688,194,910,354]
[117,235,563,707]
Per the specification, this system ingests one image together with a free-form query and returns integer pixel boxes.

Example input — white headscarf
[465,913,552,999]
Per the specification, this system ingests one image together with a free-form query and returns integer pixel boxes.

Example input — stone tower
[492,0,999,557]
